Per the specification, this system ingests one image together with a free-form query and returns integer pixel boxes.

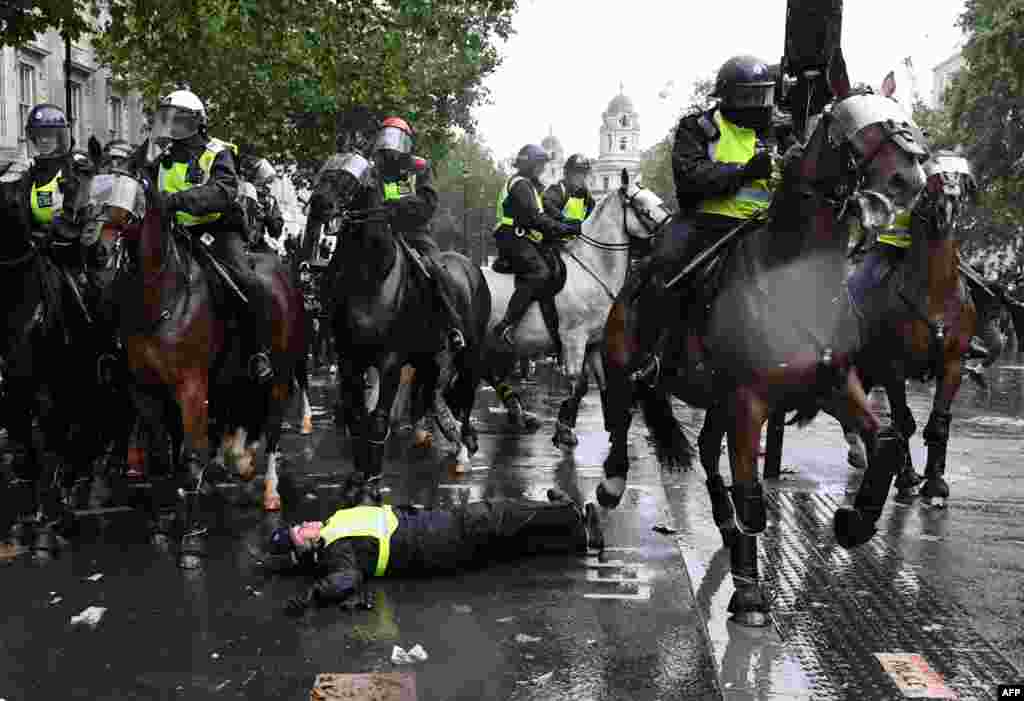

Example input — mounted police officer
[373,116,466,351]
[542,154,596,224]
[100,139,134,171]
[628,55,780,383]
[492,144,581,347]
[240,156,284,254]
[144,88,273,383]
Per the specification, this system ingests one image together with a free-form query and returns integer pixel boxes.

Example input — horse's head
[308,152,372,226]
[921,151,975,236]
[616,170,672,243]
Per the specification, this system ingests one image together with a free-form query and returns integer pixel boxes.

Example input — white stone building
[932,51,964,108]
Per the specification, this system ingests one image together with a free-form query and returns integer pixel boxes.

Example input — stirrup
[249,351,273,383]
[447,328,466,352]
[629,353,661,387]
[494,323,516,347]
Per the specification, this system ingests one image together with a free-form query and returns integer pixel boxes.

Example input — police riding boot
[426,257,466,351]
[244,285,274,384]
[834,427,903,548]
[728,532,769,626]
[920,410,952,507]
[494,287,533,347]
[629,272,671,387]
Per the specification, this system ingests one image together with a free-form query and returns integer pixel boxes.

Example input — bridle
[574,184,670,253]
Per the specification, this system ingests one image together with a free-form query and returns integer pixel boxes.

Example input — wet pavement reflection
[2,356,1023,700]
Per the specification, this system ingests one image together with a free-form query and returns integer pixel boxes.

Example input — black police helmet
[565,154,592,174]
[712,55,775,109]
[26,103,69,130]
[514,144,551,172]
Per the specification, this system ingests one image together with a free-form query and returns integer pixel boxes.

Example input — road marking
[72,506,136,516]
[584,585,651,601]
[586,569,651,584]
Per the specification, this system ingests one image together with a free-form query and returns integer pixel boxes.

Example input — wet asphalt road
[1,358,1023,700]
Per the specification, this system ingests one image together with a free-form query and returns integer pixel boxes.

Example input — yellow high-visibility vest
[158,137,238,226]
[319,505,399,577]
[698,111,774,220]
[560,183,587,222]
[877,209,912,248]
[495,175,543,242]
[30,170,63,226]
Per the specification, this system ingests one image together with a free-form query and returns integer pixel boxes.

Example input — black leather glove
[560,221,582,240]
[285,589,316,616]
[742,151,774,181]
[164,191,183,212]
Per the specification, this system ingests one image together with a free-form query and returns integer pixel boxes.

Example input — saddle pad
[847,246,901,315]
[491,247,568,296]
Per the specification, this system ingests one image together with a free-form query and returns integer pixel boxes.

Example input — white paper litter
[496,616,516,623]
[391,644,428,664]
[50,596,63,605]
[86,573,104,582]
[514,633,541,644]
[70,606,107,627]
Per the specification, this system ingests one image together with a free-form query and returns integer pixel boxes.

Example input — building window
[620,136,628,152]
[69,81,85,145]
[0,57,5,138]
[620,115,629,127]
[109,96,123,140]
[18,62,37,141]
[603,175,609,190]
[607,134,612,151]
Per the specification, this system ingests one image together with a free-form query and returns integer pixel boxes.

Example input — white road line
[584,586,652,601]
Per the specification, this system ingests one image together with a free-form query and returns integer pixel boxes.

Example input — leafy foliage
[431,132,507,258]
[0,0,96,46]
[91,0,517,181]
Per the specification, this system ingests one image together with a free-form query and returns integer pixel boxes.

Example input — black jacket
[497,175,577,242]
[672,106,768,228]
[305,506,469,605]
[259,192,285,239]
[542,181,596,223]
[140,133,239,235]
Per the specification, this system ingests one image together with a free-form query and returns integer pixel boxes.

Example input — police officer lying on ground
[265,475,603,615]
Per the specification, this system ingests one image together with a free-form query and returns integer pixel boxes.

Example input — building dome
[606,93,634,114]
[541,134,563,153]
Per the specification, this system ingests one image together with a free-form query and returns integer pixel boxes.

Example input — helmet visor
[27,126,70,159]
[727,84,775,108]
[154,105,200,141]
[374,126,413,154]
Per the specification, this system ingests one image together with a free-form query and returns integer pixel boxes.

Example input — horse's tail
[638,389,693,471]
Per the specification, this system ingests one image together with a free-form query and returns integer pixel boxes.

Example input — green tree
[431,132,506,259]
[0,0,96,46]
[640,77,714,208]
[949,0,1024,231]
[91,0,516,174]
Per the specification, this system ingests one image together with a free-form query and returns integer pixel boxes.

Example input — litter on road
[70,606,107,627]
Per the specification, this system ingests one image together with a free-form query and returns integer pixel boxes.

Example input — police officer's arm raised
[509,178,578,239]
[388,158,438,227]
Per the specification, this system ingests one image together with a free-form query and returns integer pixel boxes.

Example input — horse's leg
[428,350,473,472]
[496,373,541,433]
[725,387,770,627]
[920,359,959,508]
[339,361,369,466]
[553,338,589,449]
[598,301,639,508]
[6,380,44,533]
[887,376,924,502]
[174,368,211,493]
[262,380,291,512]
[361,362,402,478]
[699,405,737,547]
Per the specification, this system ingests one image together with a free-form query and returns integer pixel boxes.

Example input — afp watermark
[999,684,1024,698]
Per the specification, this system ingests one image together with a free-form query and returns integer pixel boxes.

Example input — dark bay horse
[827,150,988,509]
[600,73,929,625]
[306,152,490,476]
[80,141,309,514]
[0,161,115,533]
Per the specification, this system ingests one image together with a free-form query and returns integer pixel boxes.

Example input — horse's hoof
[894,487,918,504]
[833,506,877,549]
[596,481,624,509]
[727,585,770,627]
[920,477,949,507]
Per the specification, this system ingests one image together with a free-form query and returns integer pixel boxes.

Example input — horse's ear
[880,70,896,98]
[620,168,629,187]
[88,135,103,165]
[827,46,851,101]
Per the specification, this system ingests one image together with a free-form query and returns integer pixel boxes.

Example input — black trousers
[206,230,274,355]
[403,231,463,333]
[458,498,585,563]
[496,235,554,327]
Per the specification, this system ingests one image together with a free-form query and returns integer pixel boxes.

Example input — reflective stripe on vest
[158,137,238,226]
[319,505,399,577]
[30,170,63,226]
[382,173,416,202]
[698,111,773,220]
[877,209,912,248]
[495,175,544,242]
[561,184,587,222]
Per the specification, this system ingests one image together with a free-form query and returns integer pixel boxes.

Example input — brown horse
[599,64,929,626]
[79,139,309,517]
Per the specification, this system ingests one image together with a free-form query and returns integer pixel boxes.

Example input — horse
[0,160,117,538]
[481,174,666,450]
[824,149,993,509]
[599,63,930,626]
[79,138,310,518]
[306,151,491,476]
